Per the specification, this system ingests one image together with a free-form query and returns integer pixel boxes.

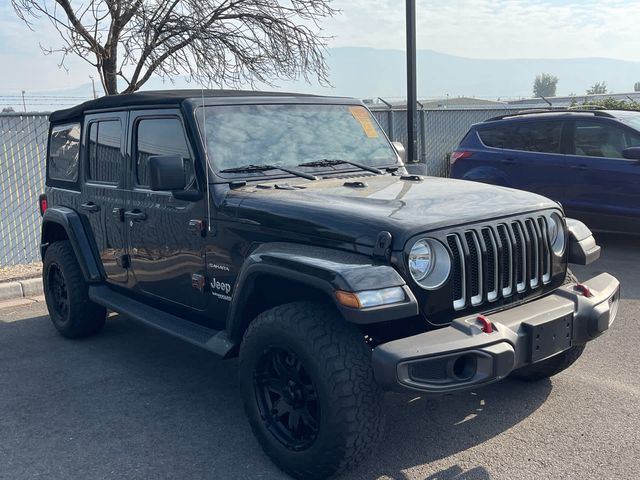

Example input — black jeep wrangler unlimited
[40,90,620,479]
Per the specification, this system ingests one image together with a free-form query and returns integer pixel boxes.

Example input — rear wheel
[239,301,384,480]
[43,241,106,338]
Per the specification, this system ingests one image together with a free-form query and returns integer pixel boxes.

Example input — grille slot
[447,215,553,311]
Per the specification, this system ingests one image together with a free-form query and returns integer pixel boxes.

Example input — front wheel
[238,301,384,480]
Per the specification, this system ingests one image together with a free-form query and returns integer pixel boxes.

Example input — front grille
[447,215,553,311]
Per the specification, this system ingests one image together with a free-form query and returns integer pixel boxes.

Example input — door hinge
[188,219,206,237]
[117,254,130,269]
[191,274,207,292]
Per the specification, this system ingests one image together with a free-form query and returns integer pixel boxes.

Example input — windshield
[196,104,398,175]
[618,112,640,131]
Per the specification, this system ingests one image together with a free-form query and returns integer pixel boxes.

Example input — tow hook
[477,314,493,334]
[574,284,593,297]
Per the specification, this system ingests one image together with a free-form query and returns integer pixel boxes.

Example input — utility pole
[406,0,418,164]
[89,76,97,99]
[21,90,26,112]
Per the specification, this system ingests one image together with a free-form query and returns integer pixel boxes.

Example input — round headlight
[547,213,566,255]
[408,239,433,281]
[408,239,451,289]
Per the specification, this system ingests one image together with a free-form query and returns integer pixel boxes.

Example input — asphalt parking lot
[1,233,638,480]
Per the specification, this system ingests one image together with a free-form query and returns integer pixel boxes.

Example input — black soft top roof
[49,89,326,123]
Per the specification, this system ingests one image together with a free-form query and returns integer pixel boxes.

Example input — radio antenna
[201,87,212,232]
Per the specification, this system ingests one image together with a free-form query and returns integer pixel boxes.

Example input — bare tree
[12,0,337,95]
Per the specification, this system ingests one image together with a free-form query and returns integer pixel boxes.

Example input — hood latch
[373,231,393,260]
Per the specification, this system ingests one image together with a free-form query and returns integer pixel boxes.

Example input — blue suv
[450,110,640,234]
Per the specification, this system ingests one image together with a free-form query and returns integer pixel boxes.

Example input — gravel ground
[0,233,638,480]
[0,262,42,282]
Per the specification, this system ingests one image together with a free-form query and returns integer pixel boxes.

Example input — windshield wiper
[219,164,318,181]
[297,159,384,175]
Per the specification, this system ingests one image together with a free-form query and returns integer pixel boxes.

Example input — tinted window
[136,118,194,188]
[87,120,122,184]
[574,121,640,159]
[479,121,563,153]
[48,123,80,181]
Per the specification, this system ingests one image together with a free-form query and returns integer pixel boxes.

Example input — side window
[48,123,80,182]
[573,121,635,159]
[479,121,562,153]
[135,118,195,189]
[87,120,123,184]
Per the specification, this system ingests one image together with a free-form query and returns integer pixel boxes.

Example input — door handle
[80,202,100,213]
[124,210,147,221]
[570,165,588,171]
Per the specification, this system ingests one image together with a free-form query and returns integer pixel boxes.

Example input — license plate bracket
[524,314,573,363]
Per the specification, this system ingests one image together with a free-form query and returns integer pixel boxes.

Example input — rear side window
[135,118,194,188]
[87,120,123,184]
[479,121,563,153]
[48,123,80,181]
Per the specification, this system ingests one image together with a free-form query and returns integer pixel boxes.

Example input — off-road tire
[238,301,384,480]
[43,240,106,338]
[511,269,585,381]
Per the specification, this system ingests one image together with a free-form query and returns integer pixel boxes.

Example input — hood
[226,175,560,250]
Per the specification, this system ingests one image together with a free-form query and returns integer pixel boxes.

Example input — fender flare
[225,242,418,342]
[41,207,103,283]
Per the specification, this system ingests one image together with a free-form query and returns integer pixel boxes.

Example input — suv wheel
[43,240,106,338]
[511,269,585,381]
[239,301,384,480]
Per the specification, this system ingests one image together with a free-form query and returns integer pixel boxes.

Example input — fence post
[377,97,394,142]
[417,101,427,168]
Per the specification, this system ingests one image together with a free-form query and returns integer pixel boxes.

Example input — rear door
[565,119,640,231]
[476,119,569,201]
[80,113,129,285]
[125,110,208,310]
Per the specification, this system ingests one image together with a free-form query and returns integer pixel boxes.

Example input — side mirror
[149,155,186,191]
[392,142,406,163]
[622,146,640,160]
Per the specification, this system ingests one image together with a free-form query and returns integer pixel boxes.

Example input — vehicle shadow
[1,312,552,480]
[346,376,551,480]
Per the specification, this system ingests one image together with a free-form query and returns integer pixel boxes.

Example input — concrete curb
[0,277,43,301]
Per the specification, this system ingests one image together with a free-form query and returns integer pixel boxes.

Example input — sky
[1,0,640,97]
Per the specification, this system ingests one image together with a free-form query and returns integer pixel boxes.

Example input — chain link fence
[370,106,523,176]
[0,106,533,268]
[1,114,49,266]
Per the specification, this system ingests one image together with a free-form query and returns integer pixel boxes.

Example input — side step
[89,285,235,358]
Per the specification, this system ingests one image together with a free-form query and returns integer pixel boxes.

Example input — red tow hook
[477,315,493,334]
[575,284,593,298]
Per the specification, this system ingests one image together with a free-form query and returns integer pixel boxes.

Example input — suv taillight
[450,151,473,165]
[38,194,47,216]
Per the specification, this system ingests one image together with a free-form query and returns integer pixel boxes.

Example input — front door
[125,110,208,310]
[565,119,640,232]
[80,112,129,285]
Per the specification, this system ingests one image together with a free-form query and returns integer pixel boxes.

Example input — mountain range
[5,48,640,107]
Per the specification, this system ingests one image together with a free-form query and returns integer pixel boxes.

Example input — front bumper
[372,273,620,394]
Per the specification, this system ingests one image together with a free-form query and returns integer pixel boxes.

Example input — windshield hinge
[373,231,393,260]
